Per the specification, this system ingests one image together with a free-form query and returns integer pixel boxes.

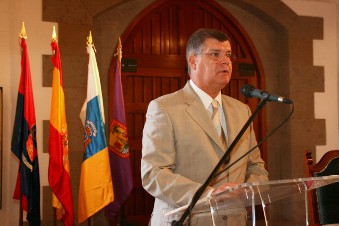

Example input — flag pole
[52,208,57,226]
[105,36,133,224]
[86,31,93,226]
[19,193,23,226]
[78,30,114,224]
[51,25,57,226]
[14,20,41,226]
[121,205,127,226]
[49,25,75,226]
[18,21,26,226]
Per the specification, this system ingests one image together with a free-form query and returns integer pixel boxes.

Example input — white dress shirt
[189,80,228,145]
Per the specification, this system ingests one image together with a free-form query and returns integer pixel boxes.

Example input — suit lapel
[183,82,226,151]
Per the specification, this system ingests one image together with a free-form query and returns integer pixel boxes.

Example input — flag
[11,37,41,226]
[78,36,114,223]
[48,35,74,226]
[106,38,133,219]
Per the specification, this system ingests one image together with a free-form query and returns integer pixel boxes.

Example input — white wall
[283,0,339,161]
[0,0,14,225]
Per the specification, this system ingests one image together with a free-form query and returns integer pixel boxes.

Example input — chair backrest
[304,150,339,225]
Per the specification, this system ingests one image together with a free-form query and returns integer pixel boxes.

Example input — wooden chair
[304,150,339,226]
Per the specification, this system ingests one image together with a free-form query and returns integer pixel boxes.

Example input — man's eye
[211,52,220,57]
[226,53,232,58]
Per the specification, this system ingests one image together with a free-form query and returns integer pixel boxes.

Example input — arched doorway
[108,0,266,224]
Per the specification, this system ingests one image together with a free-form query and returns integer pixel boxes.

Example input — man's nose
[219,55,231,64]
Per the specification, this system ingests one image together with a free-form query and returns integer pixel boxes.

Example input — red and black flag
[11,36,41,226]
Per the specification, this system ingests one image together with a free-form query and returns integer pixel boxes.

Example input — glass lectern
[164,175,339,226]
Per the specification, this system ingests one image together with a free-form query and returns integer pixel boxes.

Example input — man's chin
[219,79,231,89]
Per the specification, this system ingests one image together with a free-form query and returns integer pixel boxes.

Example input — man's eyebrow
[207,48,221,52]
[206,48,232,53]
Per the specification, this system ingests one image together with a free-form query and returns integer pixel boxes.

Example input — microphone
[241,84,292,104]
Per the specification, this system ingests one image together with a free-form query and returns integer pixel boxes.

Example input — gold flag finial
[118,37,122,50]
[87,31,93,46]
[114,37,122,62]
[19,21,27,39]
[52,26,57,42]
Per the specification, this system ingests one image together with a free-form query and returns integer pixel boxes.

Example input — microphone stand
[172,98,268,226]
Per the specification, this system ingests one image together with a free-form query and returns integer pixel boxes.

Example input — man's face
[189,38,233,97]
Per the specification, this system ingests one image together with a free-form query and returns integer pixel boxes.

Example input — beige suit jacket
[141,81,268,225]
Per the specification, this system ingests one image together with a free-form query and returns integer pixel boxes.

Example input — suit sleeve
[141,99,212,208]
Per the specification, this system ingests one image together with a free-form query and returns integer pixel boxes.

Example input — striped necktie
[211,99,227,147]
[211,99,230,165]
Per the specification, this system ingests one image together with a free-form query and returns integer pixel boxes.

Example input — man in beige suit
[141,28,268,226]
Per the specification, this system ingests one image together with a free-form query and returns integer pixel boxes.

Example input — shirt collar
[189,80,222,110]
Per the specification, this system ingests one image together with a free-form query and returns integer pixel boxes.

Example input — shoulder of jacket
[223,95,246,106]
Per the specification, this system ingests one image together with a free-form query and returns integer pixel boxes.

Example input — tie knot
[211,100,219,119]
[212,99,219,108]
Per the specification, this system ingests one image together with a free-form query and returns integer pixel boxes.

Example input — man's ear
[188,54,197,70]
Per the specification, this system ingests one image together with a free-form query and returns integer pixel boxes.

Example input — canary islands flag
[78,41,114,223]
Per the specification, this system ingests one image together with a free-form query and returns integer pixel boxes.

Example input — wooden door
[108,0,266,225]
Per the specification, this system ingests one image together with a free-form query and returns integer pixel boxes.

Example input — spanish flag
[78,32,114,223]
[48,27,74,226]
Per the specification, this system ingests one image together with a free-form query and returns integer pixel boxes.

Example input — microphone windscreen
[241,84,254,98]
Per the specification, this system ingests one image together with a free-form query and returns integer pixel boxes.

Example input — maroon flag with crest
[106,38,133,219]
